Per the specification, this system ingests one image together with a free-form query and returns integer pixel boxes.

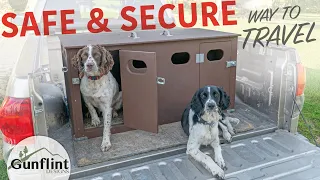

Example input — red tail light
[0,97,34,145]
[296,63,306,96]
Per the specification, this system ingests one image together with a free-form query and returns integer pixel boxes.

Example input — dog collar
[79,69,106,80]
[87,75,103,80]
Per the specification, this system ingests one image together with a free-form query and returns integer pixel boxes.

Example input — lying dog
[72,45,122,152]
[181,85,239,179]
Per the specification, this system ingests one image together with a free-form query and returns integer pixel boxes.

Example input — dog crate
[58,28,239,139]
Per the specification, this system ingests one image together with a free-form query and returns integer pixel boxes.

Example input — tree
[19,151,23,159]
[23,146,28,157]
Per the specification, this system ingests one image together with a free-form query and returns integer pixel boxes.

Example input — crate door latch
[196,54,204,64]
[157,77,165,85]
[226,61,237,68]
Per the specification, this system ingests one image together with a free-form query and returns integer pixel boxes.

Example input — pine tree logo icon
[7,136,71,180]
[8,146,65,170]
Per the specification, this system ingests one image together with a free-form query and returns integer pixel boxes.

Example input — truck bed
[50,97,278,168]
[71,130,320,180]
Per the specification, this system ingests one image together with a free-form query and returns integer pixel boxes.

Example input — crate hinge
[226,61,237,68]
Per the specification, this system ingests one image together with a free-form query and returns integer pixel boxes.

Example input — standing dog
[72,45,122,152]
[181,85,237,179]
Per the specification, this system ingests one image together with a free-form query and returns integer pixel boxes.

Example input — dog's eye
[82,54,88,59]
[201,93,207,98]
[213,92,218,98]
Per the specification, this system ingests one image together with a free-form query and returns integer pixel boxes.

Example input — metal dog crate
[58,28,239,139]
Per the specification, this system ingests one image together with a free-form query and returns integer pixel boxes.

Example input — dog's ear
[97,45,114,74]
[190,89,204,115]
[71,47,84,71]
[218,87,230,110]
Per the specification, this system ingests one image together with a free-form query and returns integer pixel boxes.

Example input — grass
[0,160,8,180]
[298,69,320,144]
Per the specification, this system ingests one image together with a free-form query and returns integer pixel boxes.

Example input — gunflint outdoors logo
[7,136,71,180]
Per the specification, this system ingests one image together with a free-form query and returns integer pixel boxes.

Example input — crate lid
[58,28,240,49]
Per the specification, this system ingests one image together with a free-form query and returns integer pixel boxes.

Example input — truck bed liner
[71,99,277,167]
[50,98,278,168]
[72,130,320,180]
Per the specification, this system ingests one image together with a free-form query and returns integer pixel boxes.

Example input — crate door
[199,41,232,95]
[119,50,158,133]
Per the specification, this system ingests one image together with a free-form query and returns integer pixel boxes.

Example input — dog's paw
[212,168,225,180]
[230,118,240,125]
[85,112,91,118]
[228,129,236,136]
[101,141,112,152]
[215,155,226,170]
[91,117,101,127]
[223,131,232,143]
[112,111,118,118]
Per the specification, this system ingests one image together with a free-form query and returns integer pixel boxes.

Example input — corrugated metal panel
[74,131,320,180]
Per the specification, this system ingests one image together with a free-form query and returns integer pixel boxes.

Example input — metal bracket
[157,77,165,85]
[160,29,172,36]
[196,54,204,64]
[226,61,237,68]
[72,78,80,85]
[129,31,140,39]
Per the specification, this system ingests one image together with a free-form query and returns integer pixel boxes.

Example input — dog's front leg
[83,97,100,127]
[218,122,232,143]
[187,134,225,179]
[222,118,236,136]
[101,105,113,152]
[112,91,122,118]
[210,137,226,171]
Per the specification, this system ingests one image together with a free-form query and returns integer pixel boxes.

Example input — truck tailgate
[71,130,320,180]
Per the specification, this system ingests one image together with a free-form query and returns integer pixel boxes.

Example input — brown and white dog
[72,45,122,152]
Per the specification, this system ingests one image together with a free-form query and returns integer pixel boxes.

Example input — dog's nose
[207,103,216,109]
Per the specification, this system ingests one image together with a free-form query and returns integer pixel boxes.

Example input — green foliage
[298,68,320,144]
[23,146,28,157]
[0,160,8,180]
[19,151,23,159]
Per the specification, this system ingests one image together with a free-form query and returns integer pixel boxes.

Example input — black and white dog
[181,85,239,179]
